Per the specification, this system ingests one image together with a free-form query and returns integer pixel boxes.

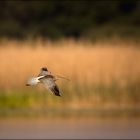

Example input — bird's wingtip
[26,84,30,86]
[56,94,61,97]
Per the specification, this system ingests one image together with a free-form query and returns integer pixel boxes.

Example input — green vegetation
[0,80,140,118]
[0,0,139,40]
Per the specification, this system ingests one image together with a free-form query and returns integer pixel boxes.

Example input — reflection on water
[0,118,140,139]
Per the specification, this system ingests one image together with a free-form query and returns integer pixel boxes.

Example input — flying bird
[26,67,69,96]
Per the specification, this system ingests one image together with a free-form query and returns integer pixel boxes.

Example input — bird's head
[41,67,48,71]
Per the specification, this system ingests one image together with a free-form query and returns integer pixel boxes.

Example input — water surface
[0,118,139,139]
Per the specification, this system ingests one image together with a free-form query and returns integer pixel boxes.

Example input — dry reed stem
[0,40,140,91]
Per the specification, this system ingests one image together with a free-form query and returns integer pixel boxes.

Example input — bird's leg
[55,75,70,81]
[54,77,59,81]
[48,71,51,75]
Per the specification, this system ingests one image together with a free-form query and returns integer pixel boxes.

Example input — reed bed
[0,39,140,111]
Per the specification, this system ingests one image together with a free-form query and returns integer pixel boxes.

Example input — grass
[0,39,140,117]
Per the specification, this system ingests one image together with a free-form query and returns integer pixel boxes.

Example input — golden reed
[0,39,140,91]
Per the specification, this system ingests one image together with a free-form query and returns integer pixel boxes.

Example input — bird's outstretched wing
[39,76,61,96]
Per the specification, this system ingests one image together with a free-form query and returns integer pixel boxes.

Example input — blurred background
[0,0,140,139]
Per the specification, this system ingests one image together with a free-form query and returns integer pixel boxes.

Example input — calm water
[0,118,140,139]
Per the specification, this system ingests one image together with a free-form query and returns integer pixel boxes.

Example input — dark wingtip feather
[56,94,61,97]
[26,84,30,86]
[51,85,61,97]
